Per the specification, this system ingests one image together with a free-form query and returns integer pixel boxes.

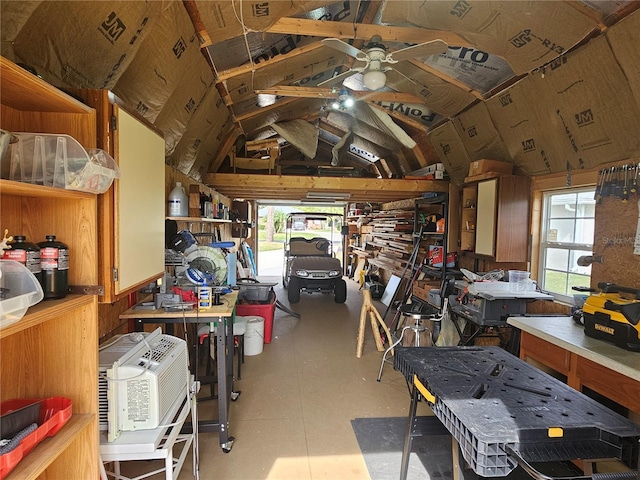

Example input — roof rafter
[266,18,471,47]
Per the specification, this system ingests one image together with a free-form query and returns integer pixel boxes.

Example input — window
[539,188,595,303]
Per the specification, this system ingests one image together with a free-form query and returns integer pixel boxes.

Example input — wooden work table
[507,316,640,416]
[119,290,238,452]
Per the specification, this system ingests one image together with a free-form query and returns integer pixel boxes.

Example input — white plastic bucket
[244,316,265,356]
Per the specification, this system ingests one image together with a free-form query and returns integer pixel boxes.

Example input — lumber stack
[364,209,415,276]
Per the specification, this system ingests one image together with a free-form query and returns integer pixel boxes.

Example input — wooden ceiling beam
[203,173,447,202]
[216,42,325,81]
[210,127,241,172]
[406,59,485,101]
[266,18,470,47]
[255,86,426,104]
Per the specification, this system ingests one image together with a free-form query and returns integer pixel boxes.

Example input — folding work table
[394,346,640,480]
[119,290,238,452]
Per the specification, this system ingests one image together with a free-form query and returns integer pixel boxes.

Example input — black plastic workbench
[394,346,640,480]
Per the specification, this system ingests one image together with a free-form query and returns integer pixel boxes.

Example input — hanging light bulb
[363,69,386,90]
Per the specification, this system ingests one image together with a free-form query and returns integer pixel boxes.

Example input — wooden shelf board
[1,58,93,114]
[0,180,95,200]
[5,414,95,480]
[166,216,231,223]
[0,295,94,339]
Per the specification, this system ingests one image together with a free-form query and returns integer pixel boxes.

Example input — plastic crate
[395,346,640,477]
[0,260,44,329]
[9,132,120,193]
[0,397,72,479]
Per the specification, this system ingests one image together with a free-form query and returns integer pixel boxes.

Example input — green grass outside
[543,270,590,295]
[257,230,323,252]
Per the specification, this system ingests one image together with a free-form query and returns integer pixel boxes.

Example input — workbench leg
[451,437,463,480]
[217,318,230,448]
[400,384,420,480]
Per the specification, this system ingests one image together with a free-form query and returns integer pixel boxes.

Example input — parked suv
[282,213,347,304]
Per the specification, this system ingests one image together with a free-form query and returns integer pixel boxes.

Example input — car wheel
[288,277,301,303]
[334,278,347,303]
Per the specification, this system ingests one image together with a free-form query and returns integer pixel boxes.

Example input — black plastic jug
[38,235,69,299]
[2,235,42,282]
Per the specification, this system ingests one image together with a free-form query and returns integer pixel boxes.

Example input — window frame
[538,187,596,304]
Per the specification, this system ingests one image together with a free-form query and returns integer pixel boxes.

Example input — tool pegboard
[593,182,640,288]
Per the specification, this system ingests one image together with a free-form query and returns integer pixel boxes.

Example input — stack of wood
[366,209,415,276]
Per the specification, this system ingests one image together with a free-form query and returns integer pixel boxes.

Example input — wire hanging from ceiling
[231,0,257,94]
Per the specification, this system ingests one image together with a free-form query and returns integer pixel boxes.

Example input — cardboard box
[468,159,514,177]
[412,279,440,303]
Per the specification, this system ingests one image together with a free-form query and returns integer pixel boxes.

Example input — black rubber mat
[351,416,585,480]
[351,416,453,480]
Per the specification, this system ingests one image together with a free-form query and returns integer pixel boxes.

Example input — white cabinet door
[114,106,165,294]
[475,179,497,257]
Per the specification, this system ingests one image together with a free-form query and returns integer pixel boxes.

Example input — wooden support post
[356,289,393,358]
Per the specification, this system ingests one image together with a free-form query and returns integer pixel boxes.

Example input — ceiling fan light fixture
[363,69,386,90]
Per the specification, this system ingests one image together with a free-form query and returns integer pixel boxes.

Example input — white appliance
[98,328,189,442]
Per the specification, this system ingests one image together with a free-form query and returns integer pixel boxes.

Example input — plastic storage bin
[9,132,120,193]
[236,292,276,344]
[0,260,44,329]
[238,282,276,302]
[0,400,41,439]
[0,397,72,479]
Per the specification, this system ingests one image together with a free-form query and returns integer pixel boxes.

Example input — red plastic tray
[0,397,72,479]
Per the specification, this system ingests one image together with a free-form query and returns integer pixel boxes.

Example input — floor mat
[351,417,585,480]
[351,416,453,480]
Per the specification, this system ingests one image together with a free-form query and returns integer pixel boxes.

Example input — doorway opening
[254,201,346,282]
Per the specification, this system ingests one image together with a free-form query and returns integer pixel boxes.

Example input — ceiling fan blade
[317,68,358,87]
[384,69,426,97]
[386,39,448,63]
[322,38,368,61]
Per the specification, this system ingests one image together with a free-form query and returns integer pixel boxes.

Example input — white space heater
[98,328,189,442]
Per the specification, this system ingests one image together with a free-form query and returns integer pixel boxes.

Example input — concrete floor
[116,277,427,480]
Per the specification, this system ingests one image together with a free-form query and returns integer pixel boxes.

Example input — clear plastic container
[508,270,530,292]
[9,133,120,193]
[0,260,44,328]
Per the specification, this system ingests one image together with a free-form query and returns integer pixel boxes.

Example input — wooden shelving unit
[0,57,99,479]
[460,175,530,262]
[461,185,478,252]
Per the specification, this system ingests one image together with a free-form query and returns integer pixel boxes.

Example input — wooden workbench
[507,315,640,415]
[119,291,238,452]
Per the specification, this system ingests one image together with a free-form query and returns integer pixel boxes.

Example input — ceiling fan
[320,35,448,91]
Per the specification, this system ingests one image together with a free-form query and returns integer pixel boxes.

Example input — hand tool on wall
[595,169,605,203]
[622,165,629,202]
[601,167,612,198]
